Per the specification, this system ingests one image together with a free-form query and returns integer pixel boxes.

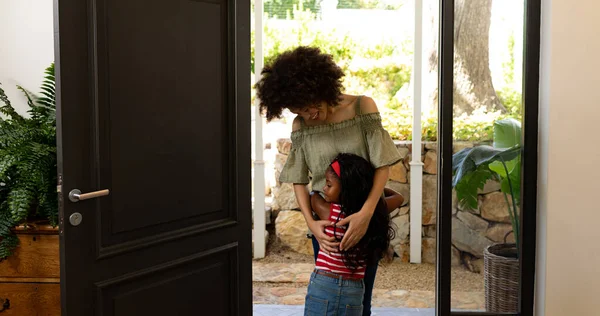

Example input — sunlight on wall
[0,0,54,115]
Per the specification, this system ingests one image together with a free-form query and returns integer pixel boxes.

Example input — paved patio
[253,262,485,310]
[253,304,434,316]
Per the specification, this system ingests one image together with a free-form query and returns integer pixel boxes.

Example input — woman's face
[323,170,341,203]
[290,104,327,122]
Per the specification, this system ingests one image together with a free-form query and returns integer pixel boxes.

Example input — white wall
[0,0,54,115]
[536,0,600,315]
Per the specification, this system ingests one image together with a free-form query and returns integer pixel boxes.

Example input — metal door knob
[69,189,110,202]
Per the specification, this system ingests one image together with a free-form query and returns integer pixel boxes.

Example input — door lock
[69,212,83,226]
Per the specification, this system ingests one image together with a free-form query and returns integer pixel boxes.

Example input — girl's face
[290,103,327,122]
[323,170,341,203]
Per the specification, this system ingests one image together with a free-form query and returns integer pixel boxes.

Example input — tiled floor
[253,304,435,316]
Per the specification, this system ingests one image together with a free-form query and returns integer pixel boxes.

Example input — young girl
[304,153,404,316]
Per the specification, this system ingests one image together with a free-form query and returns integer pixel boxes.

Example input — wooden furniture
[0,223,60,315]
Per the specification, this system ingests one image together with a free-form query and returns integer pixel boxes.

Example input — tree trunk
[454,0,505,114]
[422,0,506,115]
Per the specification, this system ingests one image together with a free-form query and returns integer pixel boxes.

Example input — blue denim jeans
[304,270,365,316]
[311,236,379,316]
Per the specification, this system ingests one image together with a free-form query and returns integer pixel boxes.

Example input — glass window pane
[450,0,524,312]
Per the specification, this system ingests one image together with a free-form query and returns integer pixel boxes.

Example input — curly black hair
[328,153,395,269]
[254,46,345,121]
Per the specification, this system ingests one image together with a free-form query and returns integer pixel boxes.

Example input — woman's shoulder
[291,115,303,132]
[357,96,379,115]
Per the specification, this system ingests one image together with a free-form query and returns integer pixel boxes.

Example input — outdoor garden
[252,0,525,311]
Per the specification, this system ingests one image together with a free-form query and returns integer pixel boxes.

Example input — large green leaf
[489,159,518,178]
[455,167,494,210]
[500,161,521,203]
[452,145,521,187]
[493,118,522,148]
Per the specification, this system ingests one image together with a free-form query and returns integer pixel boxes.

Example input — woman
[255,46,402,316]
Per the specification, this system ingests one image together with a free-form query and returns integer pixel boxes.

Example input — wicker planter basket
[484,243,519,313]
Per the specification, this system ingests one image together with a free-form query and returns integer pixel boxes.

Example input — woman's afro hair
[254,46,345,121]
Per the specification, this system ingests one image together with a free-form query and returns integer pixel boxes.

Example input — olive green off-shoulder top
[279,96,402,192]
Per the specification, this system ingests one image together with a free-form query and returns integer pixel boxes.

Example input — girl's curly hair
[328,153,395,269]
[254,46,345,121]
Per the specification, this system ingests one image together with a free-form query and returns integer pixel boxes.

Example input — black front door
[55,0,251,314]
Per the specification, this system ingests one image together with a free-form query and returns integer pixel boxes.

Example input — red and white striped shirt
[315,203,366,278]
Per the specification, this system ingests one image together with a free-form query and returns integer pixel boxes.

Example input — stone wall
[271,139,515,273]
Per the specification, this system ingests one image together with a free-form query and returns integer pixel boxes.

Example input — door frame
[435,0,542,315]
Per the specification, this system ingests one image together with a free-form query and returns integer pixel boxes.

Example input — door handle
[68,189,110,202]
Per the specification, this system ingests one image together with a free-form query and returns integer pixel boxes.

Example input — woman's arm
[287,117,338,254]
[336,96,398,250]
[384,187,404,213]
[293,184,339,254]
[336,166,390,251]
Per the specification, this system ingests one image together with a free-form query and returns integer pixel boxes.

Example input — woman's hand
[335,206,374,251]
[293,184,339,253]
[309,219,340,254]
[336,166,390,250]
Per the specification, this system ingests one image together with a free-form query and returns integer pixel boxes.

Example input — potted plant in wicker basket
[452,118,522,313]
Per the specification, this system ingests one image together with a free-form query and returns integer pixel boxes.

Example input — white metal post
[410,0,424,264]
[253,0,266,259]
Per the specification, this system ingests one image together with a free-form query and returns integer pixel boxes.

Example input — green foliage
[251,3,411,108]
[502,34,516,85]
[0,63,57,259]
[262,0,319,19]
[338,0,404,10]
[497,86,522,119]
[452,118,522,254]
[253,2,519,142]
[347,61,411,100]
[259,0,404,17]
[381,108,505,142]
[497,33,522,119]
[455,168,494,211]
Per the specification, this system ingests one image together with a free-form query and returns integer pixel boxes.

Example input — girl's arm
[310,191,331,220]
[293,184,339,254]
[336,166,389,251]
[384,187,405,213]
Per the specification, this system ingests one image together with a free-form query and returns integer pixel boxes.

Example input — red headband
[331,160,341,178]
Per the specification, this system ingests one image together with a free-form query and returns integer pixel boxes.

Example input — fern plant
[0,63,57,259]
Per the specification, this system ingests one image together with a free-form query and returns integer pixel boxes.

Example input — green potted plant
[0,63,57,259]
[452,118,521,313]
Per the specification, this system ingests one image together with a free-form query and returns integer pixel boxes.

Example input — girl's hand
[336,207,373,251]
[309,220,340,254]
